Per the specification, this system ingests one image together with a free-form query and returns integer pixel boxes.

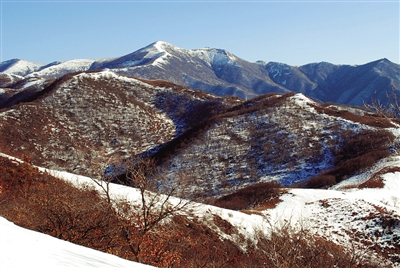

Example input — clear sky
[0,0,399,66]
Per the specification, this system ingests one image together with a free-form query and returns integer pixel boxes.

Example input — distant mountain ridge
[1,41,399,106]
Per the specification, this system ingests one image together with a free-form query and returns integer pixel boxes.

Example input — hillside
[0,217,152,268]
[0,153,399,267]
[0,70,398,196]
[0,71,237,178]
[1,41,399,106]
[142,92,399,201]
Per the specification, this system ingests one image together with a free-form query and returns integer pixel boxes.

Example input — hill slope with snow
[0,50,399,266]
[0,217,153,268]
[0,71,398,198]
[0,71,235,178]
[1,152,398,267]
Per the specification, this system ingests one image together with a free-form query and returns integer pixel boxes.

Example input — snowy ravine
[0,217,153,268]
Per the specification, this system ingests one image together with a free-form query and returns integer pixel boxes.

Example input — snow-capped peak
[137,41,240,67]
[119,41,179,68]
[26,59,95,78]
[0,59,44,77]
[151,40,180,52]
[189,47,238,67]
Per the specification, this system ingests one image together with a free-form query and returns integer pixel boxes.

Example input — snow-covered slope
[0,59,44,76]
[3,151,399,266]
[0,70,233,178]
[1,150,399,266]
[26,59,95,78]
[265,156,400,266]
[0,217,153,268]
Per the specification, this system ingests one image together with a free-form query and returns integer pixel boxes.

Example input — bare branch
[364,85,400,119]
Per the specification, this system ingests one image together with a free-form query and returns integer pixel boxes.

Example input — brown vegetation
[300,129,394,188]
[0,155,389,267]
[359,166,400,189]
[258,223,384,268]
[212,181,283,210]
[314,103,395,128]
[0,156,181,266]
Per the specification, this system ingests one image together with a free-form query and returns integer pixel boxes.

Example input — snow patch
[2,59,44,76]
[0,217,153,267]
[26,59,94,78]
[189,48,238,67]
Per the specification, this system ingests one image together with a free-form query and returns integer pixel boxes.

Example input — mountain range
[1,41,399,107]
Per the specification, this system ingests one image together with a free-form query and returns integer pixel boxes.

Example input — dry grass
[314,103,395,128]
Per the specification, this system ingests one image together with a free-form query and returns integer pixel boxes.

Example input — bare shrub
[302,174,336,189]
[0,157,121,252]
[258,221,385,268]
[358,177,385,189]
[302,129,394,188]
[312,102,394,128]
[364,85,400,120]
[213,181,282,210]
[335,130,394,164]
[0,156,185,267]
[359,166,400,189]
[91,156,190,265]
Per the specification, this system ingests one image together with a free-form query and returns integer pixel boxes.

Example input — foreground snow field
[0,217,153,268]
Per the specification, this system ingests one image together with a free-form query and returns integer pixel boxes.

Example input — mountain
[0,59,44,76]
[89,41,286,99]
[1,41,398,106]
[26,59,95,78]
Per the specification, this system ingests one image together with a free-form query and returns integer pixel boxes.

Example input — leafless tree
[364,84,399,119]
[88,155,190,264]
[118,157,190,234]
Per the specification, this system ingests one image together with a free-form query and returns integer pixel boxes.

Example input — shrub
[302,129,394,188]
[213,181,282,210]
[0,157,120,251]
[258,224,384,268]
[359,166,400,189]
[302,174,336,189]
[334,130,394,164]
[0,156,181,267]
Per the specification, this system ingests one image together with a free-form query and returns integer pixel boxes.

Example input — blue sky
[1,0,399,66]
